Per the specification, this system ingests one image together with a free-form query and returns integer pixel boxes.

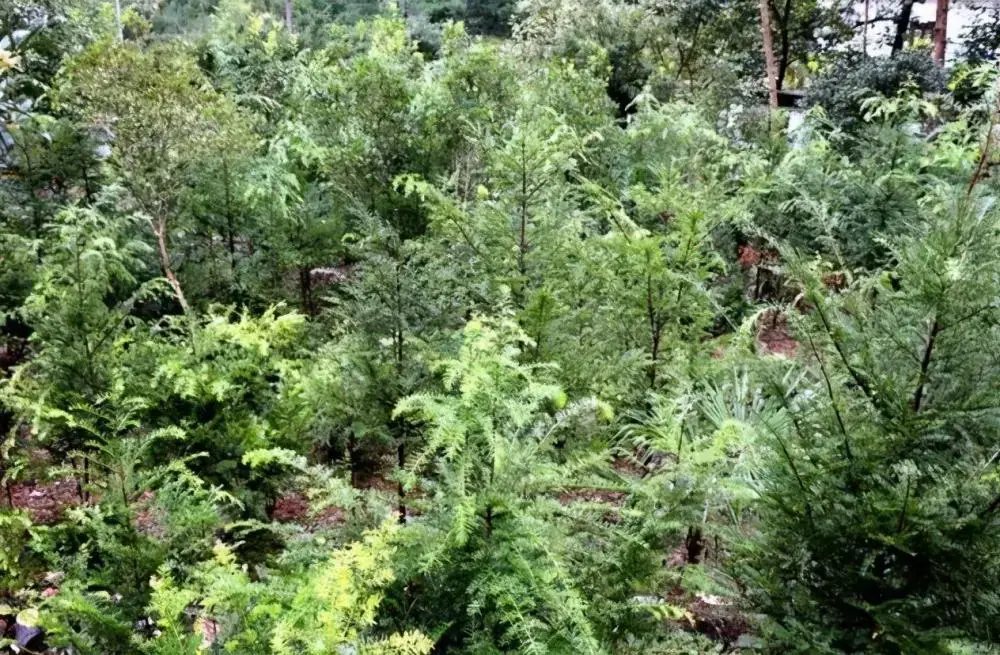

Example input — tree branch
[911,317,941,413]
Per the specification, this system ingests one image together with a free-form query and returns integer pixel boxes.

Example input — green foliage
[808,52,948,129]
[393,317,607,654]
[135,524,433,654]
[739,186,1000,651]
[5,2,1000,654]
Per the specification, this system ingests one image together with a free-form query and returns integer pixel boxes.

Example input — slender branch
[980,492,1000,518]
[814,301,871,397]
[967,87,1000,196]
[761,414,809,497]
[804,330,855,464]
[151,216,190,313]
[897,476,911,532]
[911,317,941,413]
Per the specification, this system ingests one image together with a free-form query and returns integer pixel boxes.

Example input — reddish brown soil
[557,488,627,506]
[272,491,347,529]
[688,597,751,646]
[822,271,847,291]
[133,491,167,539]
[612,456,647,478]
[355,473,399,493]
[757,311,797,357]
[665,588,752,649]
[737,245,779,270]
[8,480,81,524]
[272,491,310,522]
[556,487,627,524]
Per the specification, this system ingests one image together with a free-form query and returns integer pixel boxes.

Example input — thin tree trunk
[685,526,705,564]
[518,139,529,282]
[152,217,190,313]
[912,318,940,413]
[776,0,793,90]
[758,0,779,109]
[113,0,123,41]
[933,0,949,65]
[645,268,661,388]
[223,159,237,274]
[862,0,870,55]
[348,436,358,488]
[968,88,999,195]
[284,0,294,32]
[299,267,313,316]
[397,441,406,525]
[891,0,916,55]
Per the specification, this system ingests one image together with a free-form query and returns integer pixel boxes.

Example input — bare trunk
[645,269,661,388]
[299,267,313,316]
[933,0,949,65]
[397,441,406,525]
[862,0,870,55]
[685,526,705,564]
[114,0,123,41]
[348,437,358,488]
[284,0,294,32]
[758,0,779,109]
[776,0,793,90]
[891,0,916,55]
[223,159,237,274]
[152,217,190,313]
[517,139,529,283]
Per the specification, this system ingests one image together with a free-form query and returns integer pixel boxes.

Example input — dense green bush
[808,52,948,128]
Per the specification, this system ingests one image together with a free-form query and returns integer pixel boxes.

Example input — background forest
[3,0,1000,652]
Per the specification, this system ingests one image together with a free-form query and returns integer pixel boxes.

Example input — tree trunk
[645,269,661,388]
[891,0,916,55]
[152,217,190,313]
[933,0,949,65]
[348,436,358,488]
[299,267,313,316]
[397,441,406,525]
[862,0,870,56]
[283,0,294,32]
[758,0,779,109]
[776,0,793,90]
[223,159,237,275]
[113,0,123,41]
[685,526,705,564]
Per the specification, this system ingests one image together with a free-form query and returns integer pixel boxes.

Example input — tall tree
[760,0,779,107]
[891,0,917,54]
[933,0,948,64]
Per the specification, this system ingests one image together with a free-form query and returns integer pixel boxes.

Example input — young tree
[5,204,156,456]
[54,41,252,312]
[393,318,607,653]
[741,178,1000,652]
